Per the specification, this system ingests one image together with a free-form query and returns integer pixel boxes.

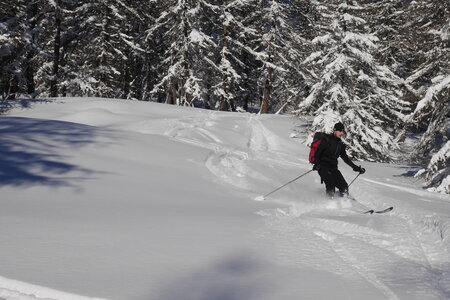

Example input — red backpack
[309,132,328,164]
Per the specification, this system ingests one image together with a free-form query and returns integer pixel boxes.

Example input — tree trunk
[218,97,230,111]
[166,81,177,105]
[25,1,39,97]
[50,0,61,97]
[25,51,35,96]
[218,24,231,111]
[7,76,18,100]
[123,67,130,99]
[260,65,273,114]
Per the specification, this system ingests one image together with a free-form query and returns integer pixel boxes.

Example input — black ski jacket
[315,133,358,170]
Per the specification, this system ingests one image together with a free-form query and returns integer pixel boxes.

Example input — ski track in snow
[161,112,288,191]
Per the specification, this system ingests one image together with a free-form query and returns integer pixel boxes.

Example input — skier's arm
[340,145,359,170]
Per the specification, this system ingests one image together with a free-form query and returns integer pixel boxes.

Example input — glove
[353,165,366,174]
[313,164,320,171]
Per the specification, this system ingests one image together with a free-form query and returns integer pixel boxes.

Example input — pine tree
[61,0,147,98]
[0,0,57,99]
[367,0,412,77]
[401,0,450,193]
[0,1,153,99]
[146,0,218,106]
[275,0,317,113]
[423,141,449,194]
[248,0,311,114]
[297,0,408,161]
[208,0,269,111]
[0,0,30,99]
[32,0,77,98]
[407,75,450,193]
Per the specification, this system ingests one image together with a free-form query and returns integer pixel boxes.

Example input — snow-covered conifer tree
[211,0,249,111]
[0,0,39,99]
[297,0,408,161]
[207,0,277,111]
[61,0,146,98]
[18,0,77,98]
[146,0,218,106]
[249,0,311,114]
[399,0,449,193]
[366,1,411,76]
[31,0,82,98]
[407,75,449,193]
[365,0,424,118]
[422,141,450,194]
[274,0,317,113]
[406,36,449,193]
[0,1,23,99]
[0,0,64,99]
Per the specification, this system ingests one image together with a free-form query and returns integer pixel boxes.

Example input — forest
[1,0,449,193]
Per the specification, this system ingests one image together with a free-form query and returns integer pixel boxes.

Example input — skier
[312,122,365,198]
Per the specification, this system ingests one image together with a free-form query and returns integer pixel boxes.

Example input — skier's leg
[334,169,349,196]
[319,168,335,197]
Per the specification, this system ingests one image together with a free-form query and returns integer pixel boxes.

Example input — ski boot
[338,189,349,198]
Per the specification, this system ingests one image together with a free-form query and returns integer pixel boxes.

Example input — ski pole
[348,173,361,188]
[256,170,313,201]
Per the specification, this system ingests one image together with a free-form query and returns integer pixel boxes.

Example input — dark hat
[333,122,345,132]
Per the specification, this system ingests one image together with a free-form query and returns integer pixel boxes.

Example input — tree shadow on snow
[0,116,103,187]
[0,98,55,115]
[153,254,273,300]
[392,165,424,179]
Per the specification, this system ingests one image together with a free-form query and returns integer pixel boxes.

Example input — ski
[345,196,393,215]
[363,206,394,214]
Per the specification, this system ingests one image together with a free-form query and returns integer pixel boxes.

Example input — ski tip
[375,206,394,213]
[254,195,265,201]
[364,209,375,214]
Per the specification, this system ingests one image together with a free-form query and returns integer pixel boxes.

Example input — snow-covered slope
[1,98,449,300]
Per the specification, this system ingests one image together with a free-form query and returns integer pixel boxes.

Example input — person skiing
[312,122,365,198]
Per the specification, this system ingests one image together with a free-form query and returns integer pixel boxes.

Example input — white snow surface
[1,97,450,300]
